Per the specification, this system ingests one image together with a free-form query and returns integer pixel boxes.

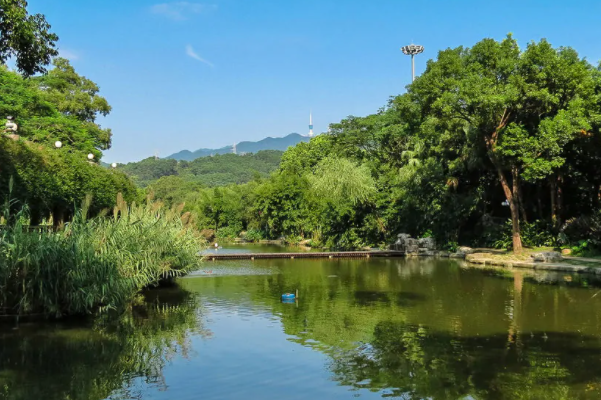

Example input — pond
[2,245,601,399]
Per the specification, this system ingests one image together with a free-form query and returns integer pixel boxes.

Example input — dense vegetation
[0,60,138,223]
[119,150,283,187]
[0,2,204,319]
[149,36,601,253]
[0,195,202,317]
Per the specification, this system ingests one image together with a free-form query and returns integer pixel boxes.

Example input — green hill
[119,150,283,188]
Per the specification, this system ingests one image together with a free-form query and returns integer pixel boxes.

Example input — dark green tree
[0,0,58,76]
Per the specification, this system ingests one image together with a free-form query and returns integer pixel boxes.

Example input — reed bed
[0,195,204,318]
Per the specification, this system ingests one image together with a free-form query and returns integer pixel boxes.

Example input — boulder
[405,238,420,254]
[531,251,562,263]
[418,237,436,251]
[458,246,475,255]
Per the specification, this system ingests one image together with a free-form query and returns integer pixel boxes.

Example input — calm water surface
[2,245,601,399]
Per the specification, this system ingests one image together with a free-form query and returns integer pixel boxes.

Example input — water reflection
[3,256,601,399]
[183,257,601,399]
[331,323,601,399]
[0,288,207,400]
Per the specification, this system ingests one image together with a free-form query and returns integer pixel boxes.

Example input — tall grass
[0,194,204,318]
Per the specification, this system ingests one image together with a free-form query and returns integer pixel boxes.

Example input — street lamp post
[401,44,424,82]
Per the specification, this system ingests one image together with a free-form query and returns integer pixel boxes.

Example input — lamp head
[401,44,424,56]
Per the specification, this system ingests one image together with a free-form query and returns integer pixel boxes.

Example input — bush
[243,229,264,242]
[561,211,601,249]
[216,225,240,239]
[0,195,205,318]
[491,219,557,250]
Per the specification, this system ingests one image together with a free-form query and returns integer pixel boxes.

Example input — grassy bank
[0,195,204,318]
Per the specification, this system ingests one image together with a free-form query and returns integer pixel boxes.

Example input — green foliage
[492,220,557,249]
[308,156,376,206]
[0,196,204,317]
[0,60,111,156]
[216,225,241,239]
[120,150,283,188]
[0,138,137,222]
[243,228,264,242]
[0,0,58,76]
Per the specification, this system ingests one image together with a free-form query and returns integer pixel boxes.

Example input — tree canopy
[0,0,58,76]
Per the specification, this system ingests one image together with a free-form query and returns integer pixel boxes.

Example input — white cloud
[59,49,79,60]
[185,45,214,67]
[150,2,215,21]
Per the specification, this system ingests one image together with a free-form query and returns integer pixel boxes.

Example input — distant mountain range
[166,133,310,161]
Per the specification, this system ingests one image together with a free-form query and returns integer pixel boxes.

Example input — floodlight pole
[401,44,425,82]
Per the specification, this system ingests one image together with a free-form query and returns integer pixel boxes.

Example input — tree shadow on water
[353,291,426,307]
[331,321,601,400]
[0,288,206,400]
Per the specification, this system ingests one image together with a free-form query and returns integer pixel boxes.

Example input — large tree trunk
[495,164,523,253]
[486,110,522,253]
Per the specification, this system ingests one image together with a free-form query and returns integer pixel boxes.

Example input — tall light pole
[401,44,424,82]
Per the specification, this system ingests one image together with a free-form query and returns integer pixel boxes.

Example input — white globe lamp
[87,153,95,160]
[111,163,117,168]
[54,141,62,148]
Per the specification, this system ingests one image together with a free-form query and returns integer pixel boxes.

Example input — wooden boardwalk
[204,250,404,261]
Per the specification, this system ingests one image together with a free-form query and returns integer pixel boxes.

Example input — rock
[458,246,474,255]
[531,251,562,263]
[561,248,573,256]
[418,237,436,251]
[405,238,419,254]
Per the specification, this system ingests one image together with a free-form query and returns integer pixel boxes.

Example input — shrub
[243,229,264,242]
[216,225,240,239]
[491,219,557,250]
[0,195,204,318]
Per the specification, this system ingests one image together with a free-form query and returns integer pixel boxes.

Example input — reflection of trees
[184,258,601,398]
[0,288,207,400]
[331,322,601,399]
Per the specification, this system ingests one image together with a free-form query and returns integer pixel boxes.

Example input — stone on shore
[531,251,562,263]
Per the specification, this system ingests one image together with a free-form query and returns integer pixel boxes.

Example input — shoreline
[464,253,601,275]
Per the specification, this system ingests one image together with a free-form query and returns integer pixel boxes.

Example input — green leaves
[308,156,376,206]
[0,0,59,76]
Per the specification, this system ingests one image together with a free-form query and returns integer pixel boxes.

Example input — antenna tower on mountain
[308,111,314,137]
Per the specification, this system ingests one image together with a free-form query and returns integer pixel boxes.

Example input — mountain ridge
[166,133,310,161]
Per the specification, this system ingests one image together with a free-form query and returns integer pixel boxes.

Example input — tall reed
[0,195,204,317]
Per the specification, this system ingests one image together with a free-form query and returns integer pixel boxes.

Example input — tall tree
[406,35,599,252]
[0,0,58,76]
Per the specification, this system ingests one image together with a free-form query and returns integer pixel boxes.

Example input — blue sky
[30,0,601,163]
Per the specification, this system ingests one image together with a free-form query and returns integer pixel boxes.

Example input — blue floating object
[281,298,296,304]
[281,293,296,300]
